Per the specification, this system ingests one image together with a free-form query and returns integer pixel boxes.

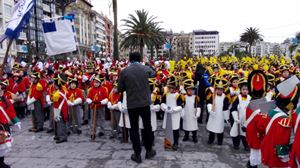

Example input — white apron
[182,95,198,131]
[230,95,251,137]
[206,94,225,133]
[162,93,181,130]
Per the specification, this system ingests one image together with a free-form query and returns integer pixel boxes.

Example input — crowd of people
[0,52,300,167]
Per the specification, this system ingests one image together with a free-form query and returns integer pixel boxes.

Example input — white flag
[1,0,34,43]
[42,17,77,56]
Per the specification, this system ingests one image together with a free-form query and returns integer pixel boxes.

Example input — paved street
[6,117,251,168]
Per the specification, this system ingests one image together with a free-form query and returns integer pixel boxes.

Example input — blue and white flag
[3,0,35,41]
[42,15,77,56]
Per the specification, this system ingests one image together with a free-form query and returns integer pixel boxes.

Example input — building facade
[192,30,219,56]
[93,11,106,57]
[0,0,17,63]
[66,0,94,59]
[173,32,193,58]
[103,16,113,57]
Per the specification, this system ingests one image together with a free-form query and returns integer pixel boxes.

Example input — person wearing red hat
[66,77,84,135]
[26,71,45,132]
[290,106,300,168]
[107,82,121,139]
[81,62,96,126]
[0,80,21,168]
[261,77,300,168]
[52,73,69,144]
[86,74,109,139]
[244,70,269,168]
[45,79,56,134]
[7,72,27,119]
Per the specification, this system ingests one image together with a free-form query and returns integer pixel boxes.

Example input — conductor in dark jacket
[118,52,156,163]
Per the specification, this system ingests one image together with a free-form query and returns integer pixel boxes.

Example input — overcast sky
[90,0,300,43]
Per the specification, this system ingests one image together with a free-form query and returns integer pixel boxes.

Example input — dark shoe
[244,147,250,151]
[28,127,37,132]
[193,137,198,143]
[131,153,142,163]
[172,144,178,151]
[33,128,44,133]
[217,142,223,146]
[207,141,213,145]
[77,129,82,135]
[81,120,88,125]
[46,128,54,133]
[53,136,59,140]
[0,162,10,168]
[0,157,10,168]
[182,136,189,142]
[145,150,156,159]
[98,132,105,137]
[67,131,71,136]
[233,146,239,150]
[56,139,67,144]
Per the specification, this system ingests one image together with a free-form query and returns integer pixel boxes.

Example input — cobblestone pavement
[6,117,252,168]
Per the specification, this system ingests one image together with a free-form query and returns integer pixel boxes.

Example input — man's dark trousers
[128,106,153,155]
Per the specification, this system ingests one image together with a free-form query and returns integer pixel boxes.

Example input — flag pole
[1,39,13,68]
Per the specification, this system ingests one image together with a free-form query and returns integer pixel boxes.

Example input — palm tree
[112,0,119,60]
[121,9,164,60]
[240,27,263,56]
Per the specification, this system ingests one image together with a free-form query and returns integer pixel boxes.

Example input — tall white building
[192,30,219,56]
[251,41,281,56]
[94,11,106,48]
[0,0,17,63]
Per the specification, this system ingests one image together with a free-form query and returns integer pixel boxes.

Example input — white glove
[196,108,201,118]
[279,155,289,163]
[107,102,112,110]
[54,108,61,121]
[55,116,61,122]
[67,100,74,106]
[118,101,124,112]
[161,103,167,111]
[152,104,160,112]
[26,97,36,106]
[172,106,183,113]
[82,75,88,82]
[86,98,92,104]
[101,98,108,105]
[73,98,82,106]
[112,104,119,110]
[46,95,52,105]
[122,108,128,114]
[15,122,21,131]
[207,104,212,113]
[10,99,15,104]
